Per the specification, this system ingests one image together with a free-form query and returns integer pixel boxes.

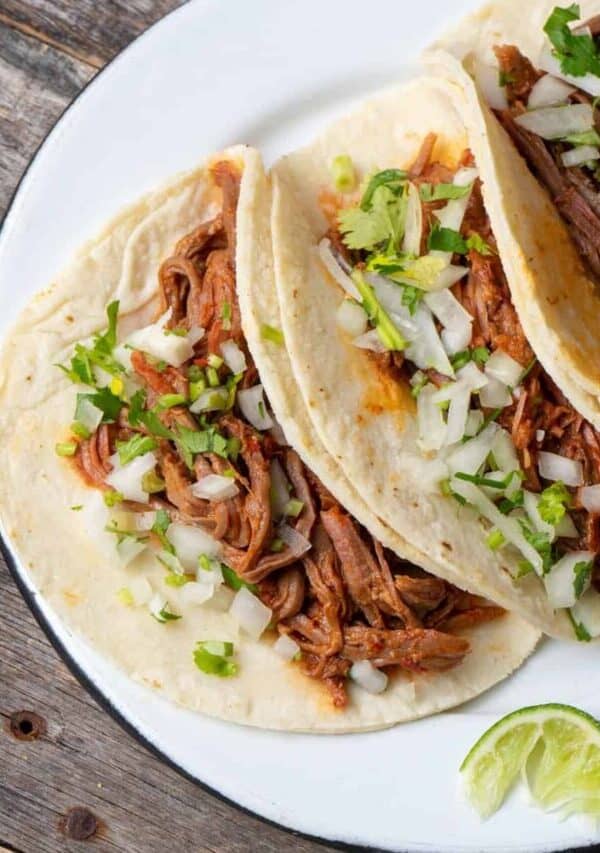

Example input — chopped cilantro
[499,70,516,87]
[573,560,593,599]
[450,350,472,371]
[222,564,258,593]
[519,521,554,574]
[472,346,490,365]
[261,324,284,345]
[538,481,572,525]
[360,169,408,209]
[103,490,123,507]
[339,176,408,252]
[428,223,493,256]
[58,301,124,385]
[176,425,230,461]
[455,470,521,490]
[128,389,174,439]
[116,433,157,465]
[498,490,524,514]
[351,270,407,351]
[193,641,237,677]
[152,509,174,554]
[70,421,91,440]
[70,505,83,511]
[153,605,181,623]
[77,387,122,423]
[543,4,600,79]
[401,284,423,315]
[569,608,592,642]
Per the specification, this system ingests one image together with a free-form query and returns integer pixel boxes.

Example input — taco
[0,146,537,731]
[271,74,600,642]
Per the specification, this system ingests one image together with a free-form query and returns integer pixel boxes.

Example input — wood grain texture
[0,3,339,851]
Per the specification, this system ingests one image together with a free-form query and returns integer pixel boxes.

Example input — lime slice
[460,703,600,818]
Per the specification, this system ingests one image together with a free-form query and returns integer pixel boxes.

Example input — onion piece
[571,588,600,638]
[544,551,595,609]
[158,548,186,576]
[491,428,520,474]
[181,581,215,606]
[456,361,489,392]
[129,576,153,607]
[353,329,389,353]
[538,452,584,487]
[474,58,508,110]
[116,537,146,567]
[450,477,544,575]
[555,512,578,539]
[402,182,423,256]
[406,303,454,377]
[105,452,158,504]
[561,145,600,167]
[237,384,273,431]
[126,310,196,368]
[76,398,103,433]
[133,511,158,530]
[189,387,229,414]
[425,290,473,356]
[187,325,205,346]
[167,522,221,570]
[515,103,594,140]
[431,264,469,292]
[581,484,600,513]
[465,409,484,437]
[536,429,546,443]
[485,349,523,387]
[479,376,512,408]
[336,299,368,337]
[528,74,575,109]
[220,340,246,374]
[318,238,361,300]
[446,423,498,475]
[273,634,300,662]
[445,384,472,446]
[417,384,447,452]
[366,273,417,325]
[349,660,388,694]
[229,586,272,639]
[538,43,600,98]
[191,474,239,502]
[270,459,291,519]
[278,523,312,557]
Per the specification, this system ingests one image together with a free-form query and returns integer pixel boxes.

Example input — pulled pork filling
[322,127,600,636]
[58,159,501,708]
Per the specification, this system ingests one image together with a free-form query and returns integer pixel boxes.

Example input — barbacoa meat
[73,159,503,708]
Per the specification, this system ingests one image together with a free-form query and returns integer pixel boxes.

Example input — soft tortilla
[426,0,600,428]
[0,144,539,732]
[270,76,573,639]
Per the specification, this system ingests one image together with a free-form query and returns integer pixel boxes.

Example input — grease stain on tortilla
[62,589,82,607]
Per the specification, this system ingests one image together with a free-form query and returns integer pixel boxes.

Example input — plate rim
[0,4,594,852]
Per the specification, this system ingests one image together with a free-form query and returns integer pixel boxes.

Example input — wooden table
[0,4,340,851]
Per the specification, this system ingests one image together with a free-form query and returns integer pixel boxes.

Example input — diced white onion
[523,490,556,542]
[353,329,389,353]
[158,548,186,576]
[196,557,224,586]
[465,409,484,437]
[366,273,416,323]
[209,584,236,612]
[479,376,512,408]
[116,537,147,567]
[571,587,600,638]
[491,428,520,473]
[555,513,579,539]
[167,522,221,570]
[336,299,368,337]
[349,660,388,694]
[561,145,600,167]
[406,303,454,377]
[446,423,498,475]
[191,475,239,502]
[220,340,247,374]
[485,349,523,387]
[544,551,595,609]
[538,43,600,98]
[180,581,215,606]
[126,311,195,368]
[273,634,300,662]
[450,477,544,574]
[475,58,508,110]
[402,182,423,256]
[270,459,291,519]
[237,384,273,431]
[187,325,205,346]
[456,361,489,392]
[229,586,272,639]
[317,238,361,300]
[113,343,134,372]
[189,387,229,414]
[515,103,594,140]
[105,452,158,504]
[76,398,103,433]
[581,484,600,513]
[417,384,447,452]
[425,289,473,356]
[536,429,546,443]
[133,511,158,530]
[538,452,584,487]
[148,592,168,620]
[445,384,472,446]
[129,576,153,607]
[528,74,575,109]
[278,523,312,556]
[431,264,469,291]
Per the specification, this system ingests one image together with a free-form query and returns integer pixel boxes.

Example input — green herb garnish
[543,4,600,79]
[193,641,237,677]
[538,481,572,526]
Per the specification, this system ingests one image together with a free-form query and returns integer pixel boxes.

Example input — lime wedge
[460,703,600,818]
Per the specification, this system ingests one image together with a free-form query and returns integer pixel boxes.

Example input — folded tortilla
[0,144,538,732]
[271,73,600,641]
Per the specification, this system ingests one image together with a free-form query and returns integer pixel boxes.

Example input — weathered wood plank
[0,22,94,218]
[0,1,184,68]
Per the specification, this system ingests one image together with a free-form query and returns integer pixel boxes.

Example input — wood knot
[60,807,98,841]
[9,710,46,740]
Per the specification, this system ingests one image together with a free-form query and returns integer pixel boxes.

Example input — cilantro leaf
[222,565,258,593]
[538,481,572,526]
[569,608,592,642]
[152,509,174,554]
[544,4,600,79]
[360,169,407,209]
[77,387,122,423]
[428,224,467,253]
[116,433,158,465]
[128,389,174,439]
[573,560,593,599]
[465,233,494,256]
[339,184,407,252]
[519,521,555,574]
[419,182,472,202]
[401,285,424,315]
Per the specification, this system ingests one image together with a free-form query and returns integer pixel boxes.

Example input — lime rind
[461,703,600,819]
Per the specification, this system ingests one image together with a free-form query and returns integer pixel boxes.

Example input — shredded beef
[494,45,542,105]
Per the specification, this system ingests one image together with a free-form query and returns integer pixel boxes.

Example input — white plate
[1,1,599,850]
